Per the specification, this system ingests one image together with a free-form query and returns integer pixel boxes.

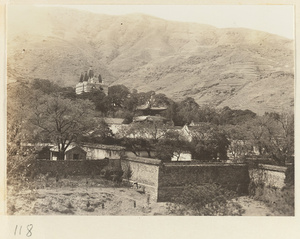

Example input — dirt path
[235,196,280,216]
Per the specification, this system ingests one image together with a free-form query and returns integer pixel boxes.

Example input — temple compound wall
[122,158,250,202]
[157,162,250,201]
[121,157,161,201]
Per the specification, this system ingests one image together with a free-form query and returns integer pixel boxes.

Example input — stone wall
[121,157,293,205]
[35,159,109,176]
[248,164,294,215]
[157,162,250,201]
[122,158,250,202]
[121,157,161,201]
[249,164,287,189]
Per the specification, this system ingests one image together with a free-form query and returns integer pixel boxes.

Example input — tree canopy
[29,95,101,160]
[7,79,294,166]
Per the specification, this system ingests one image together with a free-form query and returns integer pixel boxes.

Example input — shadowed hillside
[7,6,294,114]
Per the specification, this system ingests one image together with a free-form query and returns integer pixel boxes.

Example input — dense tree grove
[7,80,111,176]
[190,124,230,161]
[7,79,294,171]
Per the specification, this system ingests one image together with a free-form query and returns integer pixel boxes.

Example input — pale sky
[58,5,295,39]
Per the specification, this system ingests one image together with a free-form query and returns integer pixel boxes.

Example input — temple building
[133,93,169,123]
[75,66,108,95]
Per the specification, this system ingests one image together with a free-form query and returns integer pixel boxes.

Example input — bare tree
[30,95,98,160]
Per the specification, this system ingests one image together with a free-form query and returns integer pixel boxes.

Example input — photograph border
[1,0,299,238]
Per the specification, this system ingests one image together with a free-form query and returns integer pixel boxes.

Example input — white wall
[83,147,122,160]
[171,152,192,161]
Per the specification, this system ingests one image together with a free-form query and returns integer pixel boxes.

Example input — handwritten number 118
[14,224,33,237]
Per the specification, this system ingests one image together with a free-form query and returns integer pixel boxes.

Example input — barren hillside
[7,6,294,114]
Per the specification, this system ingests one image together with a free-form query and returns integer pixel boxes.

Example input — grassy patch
[250,184,294,216]
[167,183,244,216]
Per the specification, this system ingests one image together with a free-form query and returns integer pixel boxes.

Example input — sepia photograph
[5,2,295,220]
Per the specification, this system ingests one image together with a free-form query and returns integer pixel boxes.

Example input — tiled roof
[133,115,167,122]
[50,143,125,152]
[136,105,167,111]
[82,143,125,151]
[50,145,82,152]
[103,118,126,125]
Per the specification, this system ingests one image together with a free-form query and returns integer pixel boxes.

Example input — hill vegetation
[7,79,294,171]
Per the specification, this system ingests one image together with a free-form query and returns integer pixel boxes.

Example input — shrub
[285,164,294,187]
[67,201,74,209]
[100,168,123,181]
[7,154,38,180]
[100,169,109,178]
[167,183,243,216]
[111,170,124,182]
[122,161,133,180]
[249,183,294,216]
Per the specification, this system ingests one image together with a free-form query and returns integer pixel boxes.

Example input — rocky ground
[6,175,283,216]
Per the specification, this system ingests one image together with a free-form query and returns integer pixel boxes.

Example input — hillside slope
[7,6,294,114]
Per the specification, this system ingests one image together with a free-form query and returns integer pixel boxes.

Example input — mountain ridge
[7,6,294,114]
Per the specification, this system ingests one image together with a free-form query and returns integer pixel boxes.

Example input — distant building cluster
[75,66,108,95]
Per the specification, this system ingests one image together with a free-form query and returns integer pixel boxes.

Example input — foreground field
[7,175,168,216]
[7,175,283,216]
